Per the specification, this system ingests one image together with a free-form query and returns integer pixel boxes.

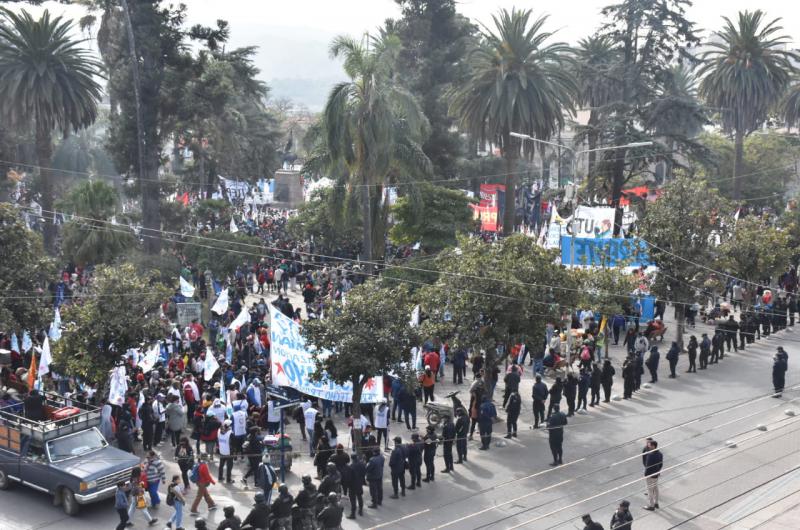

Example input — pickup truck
[0,392,140,515]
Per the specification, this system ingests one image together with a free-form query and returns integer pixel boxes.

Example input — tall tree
[389,0,477,178]
[598,0,699,233]
[302,281,418,453]
[450,8,576,235]
[572,35,620,185]
[0,8,102,252]
[638,175,728,348]
[781,81,800,132]
[323,34,431,267]
[699,10,799,200]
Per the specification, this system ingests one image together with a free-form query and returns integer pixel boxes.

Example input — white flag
[229,307,251,330]
[38,337,52,376]
[21,330,32,353]
[139,343,160,373]
[180,276,195,298]
[410,305,421,327]
[204,348,220,381]
[49,308,62,342]
[230,216,239,233]
[211,288,229,315]
[108,366,128,406]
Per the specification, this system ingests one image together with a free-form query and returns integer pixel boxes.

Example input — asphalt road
[2,306,800,530]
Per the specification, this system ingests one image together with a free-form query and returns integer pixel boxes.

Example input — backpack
[189,462,200,483]
[165,485,175,506]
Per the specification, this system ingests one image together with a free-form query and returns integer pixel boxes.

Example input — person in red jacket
[190,453,217,515]
[423,350,440,381]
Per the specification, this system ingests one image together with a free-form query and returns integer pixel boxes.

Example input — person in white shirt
[153,394,167,446]
[267,400,282,434]
[217,420,234,483]
[208,398,226,424]
[231,404,248,457]
[303,402,318,456]
[374,399,390,450]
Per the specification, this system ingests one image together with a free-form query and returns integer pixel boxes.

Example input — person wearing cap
[386,436,404,500]
[580,513,604,530]
[217,420,234,483]
[255,454,278,503]
[478,396,497,450]
[241,492,269,530]
[610,500,633,530]
[422,426,438,482]
[773,352,787,398]
[441,414,455,473]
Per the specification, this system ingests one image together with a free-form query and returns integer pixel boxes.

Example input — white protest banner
[565,206,615,239]
[204,348,220,381]
[269,305,384,403]
[211,288,229,315]
[229,307,251,331]
[180,276,195,298]
[108,366,128,406]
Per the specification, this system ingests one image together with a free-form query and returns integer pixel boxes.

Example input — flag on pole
[109,366,128,406]
[21,331,32,353]
[180,276,195,298]
[204,348,220,382]
[410,305,421,327]
[27,352,37,389]
[10,333,19,353]
[49,308,62,342]
[230,216,239,233]
[229,307,251,331]
[38,337,52,377]
[139,344,160,373]
[211,288,229,315]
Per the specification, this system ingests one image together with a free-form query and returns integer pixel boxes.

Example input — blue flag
[10,333,19,352]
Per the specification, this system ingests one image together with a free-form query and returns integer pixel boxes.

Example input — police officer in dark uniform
[294,475,317,530]
[270,484,294,530]
[546,404,568,466]
[441,415,455,473]
[241,492,269,530]
[317,492,344,530]
[422,425,438,482]
[406,433,423,489]
[454,409,468,463]
[346,453,366,519]
[387,437,405,499]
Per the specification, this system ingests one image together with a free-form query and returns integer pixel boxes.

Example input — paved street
[2,310,799,530]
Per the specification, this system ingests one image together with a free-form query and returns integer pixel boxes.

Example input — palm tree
[699,10,799,200]
[59,180,135,266]
[450,8,576,235]
[782,82,800,132]
[572,35,620,184]
[323,34,431,267]
[0,8,102,252]
[647,65,708,182]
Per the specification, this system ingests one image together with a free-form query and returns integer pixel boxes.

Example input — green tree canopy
[52,263,170,386]
[286,187,362,257]
[389,183,476,251]
[302,281,418,450]
[0,204,53,332]
[717,216,791,289]
[183,230,263,277]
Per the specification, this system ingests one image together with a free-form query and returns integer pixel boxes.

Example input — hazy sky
[17,1,800,108]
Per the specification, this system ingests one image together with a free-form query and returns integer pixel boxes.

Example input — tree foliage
[389,183,476,251]
[0,204,53,332]
[637,175,728,347]
[52,263,170,386]
[717,216,791,286]
[302,281,418,449]
[183,230,263,277]
[286,187,362,257]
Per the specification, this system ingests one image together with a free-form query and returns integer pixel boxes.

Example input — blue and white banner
[561,236,651,267]
[269,306,384,403]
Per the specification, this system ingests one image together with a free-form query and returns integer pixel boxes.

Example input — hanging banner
[565,206,615,239]
[469,183,506,232]
[269,306,384,403]
[561,236,651,267]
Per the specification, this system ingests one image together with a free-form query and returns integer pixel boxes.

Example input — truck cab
[0,392,140,515]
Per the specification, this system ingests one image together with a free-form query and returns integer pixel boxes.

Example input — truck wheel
[0,468,11,490]
[61,488,79,516]
[427,410,441,427]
